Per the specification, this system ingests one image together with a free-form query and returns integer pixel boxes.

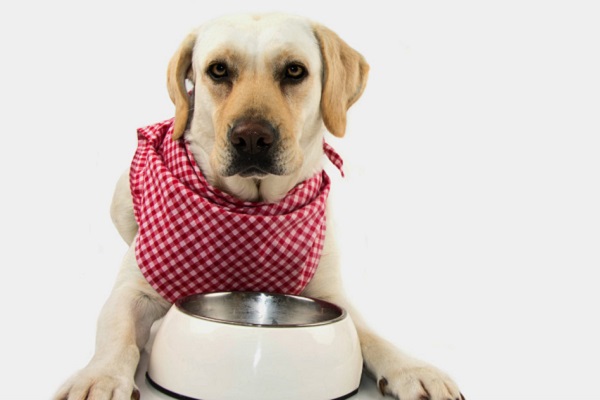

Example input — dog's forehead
[193,14,321,66]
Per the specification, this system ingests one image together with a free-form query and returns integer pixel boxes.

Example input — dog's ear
[167,32,197,140]
[313,24,369,138]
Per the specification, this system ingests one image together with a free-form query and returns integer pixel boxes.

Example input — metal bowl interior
[176,292,346,327]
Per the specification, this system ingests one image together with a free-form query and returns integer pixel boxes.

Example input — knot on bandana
[129,118,343,303]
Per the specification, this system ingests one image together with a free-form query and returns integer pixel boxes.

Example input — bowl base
[146,372,359,400]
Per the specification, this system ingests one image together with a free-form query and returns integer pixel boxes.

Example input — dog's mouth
[223,153,286,178]
[237,166,269,178]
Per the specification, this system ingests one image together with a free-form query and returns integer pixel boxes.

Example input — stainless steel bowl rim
[174,291,348,328]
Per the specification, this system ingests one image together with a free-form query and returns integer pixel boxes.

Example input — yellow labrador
[55,13,463,400]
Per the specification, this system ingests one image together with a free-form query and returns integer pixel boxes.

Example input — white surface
[1,1,599,399]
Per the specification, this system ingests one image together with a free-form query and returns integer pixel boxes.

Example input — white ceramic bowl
[147,292,363,400]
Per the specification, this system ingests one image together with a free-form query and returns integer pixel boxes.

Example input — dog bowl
[146,292,362,400]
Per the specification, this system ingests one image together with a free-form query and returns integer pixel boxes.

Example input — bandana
[130,118,343,303]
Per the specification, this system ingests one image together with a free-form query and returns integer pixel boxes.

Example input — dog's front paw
[54,365,139,400]
[360,331,464,400]
[375,364,463,400]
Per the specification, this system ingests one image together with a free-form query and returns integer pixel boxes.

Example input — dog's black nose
[229,119,278,155]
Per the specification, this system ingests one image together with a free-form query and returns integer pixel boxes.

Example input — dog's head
[166,13,368,201]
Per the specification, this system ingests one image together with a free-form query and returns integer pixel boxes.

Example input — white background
[1,1,599,399]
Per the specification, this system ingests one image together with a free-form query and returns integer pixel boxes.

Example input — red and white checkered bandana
[130,119,343,303]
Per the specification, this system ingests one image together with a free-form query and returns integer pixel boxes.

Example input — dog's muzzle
[225,119,282,177]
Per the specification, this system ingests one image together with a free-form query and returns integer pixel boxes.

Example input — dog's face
[167,13,368,201]
[192,14,324,179]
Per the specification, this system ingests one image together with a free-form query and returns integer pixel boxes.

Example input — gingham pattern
[130,118,343,303]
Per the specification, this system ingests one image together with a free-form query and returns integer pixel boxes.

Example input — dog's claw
[132,388,141,400]
[377,376,388,396]
[460,393,466,400]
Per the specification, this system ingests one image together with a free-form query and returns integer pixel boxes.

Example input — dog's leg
[302,211,464,400]
[55,244,170,400]
[110,170,138,246]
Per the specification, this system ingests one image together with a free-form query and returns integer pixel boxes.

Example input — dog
[55,13,463,400]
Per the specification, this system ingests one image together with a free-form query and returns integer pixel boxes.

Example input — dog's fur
[55,13,463,400]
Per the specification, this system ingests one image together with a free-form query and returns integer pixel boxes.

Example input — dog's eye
[284,64,307,81]
[208,63,228,80]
